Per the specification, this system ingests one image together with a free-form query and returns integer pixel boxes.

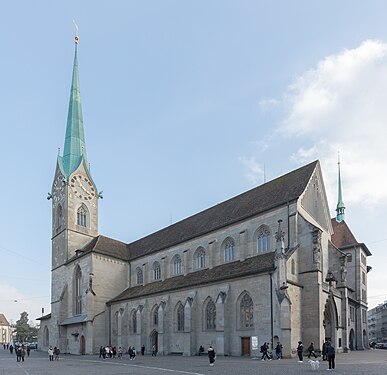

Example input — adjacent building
[38,36,372,356]
[0,314,13,345]
[368,302,387,344]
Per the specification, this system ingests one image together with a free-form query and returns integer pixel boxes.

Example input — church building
[38,36,371,357]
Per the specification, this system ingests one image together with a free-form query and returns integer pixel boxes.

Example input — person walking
[26,345,31,357]
[54,346,60,361]
[117,346,123,359]
[307,342,317,358]
[261,342,272,361]
[141,344,145,355]
[99,346,103,358]
[152,344,157,356]
[326,342,336,371]
[20,346,26,362]
[16,346,21,362]
[207,345,216,366]
[297,341,304,362]
[48,346,54,361]
[322,340,328,361]
[275,342,283,360]
[9,344,13,355]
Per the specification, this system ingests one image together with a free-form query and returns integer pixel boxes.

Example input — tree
[14,311,38,343]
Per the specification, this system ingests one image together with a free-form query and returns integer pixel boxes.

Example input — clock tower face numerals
[70,175,96,201]
[53,175,65,204]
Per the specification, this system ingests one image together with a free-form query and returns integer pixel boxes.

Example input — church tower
[335,155,345,222]
[50,35,99,270]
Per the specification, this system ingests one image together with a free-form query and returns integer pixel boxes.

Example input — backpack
[260,345,264,353]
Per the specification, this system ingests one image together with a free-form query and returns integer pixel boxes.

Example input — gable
[300,163,332,233]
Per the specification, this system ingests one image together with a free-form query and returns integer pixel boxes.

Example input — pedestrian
[199,345,204,356]
[141,344,145,355]
[129,346,133,360]
[261,342,272,361]
[99,345,103,358]
[207,345,216,366]
[326,342,336,371]
[132,347,137,360]
[48,346,54,361]
[9,344,13,354]
[16,347,21,362]
[307,342,317,358]
[297,341,304,362]
[152,344,157,356]
[118,346,123,359]
[54,346,60,361]
[21,346,26,362]
[27,345,31,357]
[275,342,283,360]
[322,340,328,361]
[113,346,117,358]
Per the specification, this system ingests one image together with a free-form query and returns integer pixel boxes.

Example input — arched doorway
[43,326,49,347]
[362,330,367,349]
[323,298,337,344]
[349,329,355,350]
[150,330,158,353]
[81,335,85,355]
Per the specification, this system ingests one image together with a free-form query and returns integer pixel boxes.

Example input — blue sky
[1,1,387,324]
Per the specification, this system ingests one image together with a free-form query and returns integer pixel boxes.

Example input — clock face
[53,175,65,204]
[70,175,96,201]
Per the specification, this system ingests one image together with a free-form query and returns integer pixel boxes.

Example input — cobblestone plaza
[1,349,387,375]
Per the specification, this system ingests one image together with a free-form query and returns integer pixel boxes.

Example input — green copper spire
[59,36,88,179]
[336,155,345,222]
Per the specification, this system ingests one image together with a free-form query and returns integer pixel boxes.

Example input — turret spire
[336,153,345,222]
[60,30,88,179]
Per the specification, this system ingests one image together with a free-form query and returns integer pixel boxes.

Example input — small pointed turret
[59,34,88,179]
[336,154,345,222]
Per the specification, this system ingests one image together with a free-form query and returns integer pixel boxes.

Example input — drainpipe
[269,273,274,350]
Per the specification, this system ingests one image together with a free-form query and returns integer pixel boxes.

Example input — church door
[81,335,85,355]
[241,337,250,356]
[150,330,158,352]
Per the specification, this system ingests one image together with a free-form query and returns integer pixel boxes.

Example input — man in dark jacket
[327,342,336,370]
[297,341,304,362]
[208,346,216,366]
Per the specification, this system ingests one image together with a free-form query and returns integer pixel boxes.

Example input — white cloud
[239,156,264,185]
[259,98,280,111]
[282,40,387,207]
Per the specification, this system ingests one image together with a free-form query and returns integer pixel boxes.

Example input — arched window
[257,226,271,253]
[132,310,137,334]
[152,305,159,326]
[74,266,82,315]
[206,299,216,330]
[136,268,143,285]
[77,204,88,227]
[223,237,235,262]
[56,204,62,228]
[172,255,182,275]
[195,247,206,269]
[240,293,254,328]
[153,262,161,280]
[177,303,184,332]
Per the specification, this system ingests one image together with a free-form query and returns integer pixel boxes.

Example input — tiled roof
[126,161,318,260]
[330,219,371,256]
[78,161,317,263]
[108,252,276,304]
[79,235,128,261]
[0,313,9,326]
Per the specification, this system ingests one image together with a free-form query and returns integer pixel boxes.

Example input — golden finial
[73,19,79,44]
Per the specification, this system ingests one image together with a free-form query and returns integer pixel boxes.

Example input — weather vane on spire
[73,19,79,44]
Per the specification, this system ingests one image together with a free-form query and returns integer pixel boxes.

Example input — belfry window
[77,204,88,227]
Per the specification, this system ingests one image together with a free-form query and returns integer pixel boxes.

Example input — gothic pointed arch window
[151,305,159,326]
[223,237,235,262]
[130,309,138,334]
[136,267,143,285]
[205,299,216,330]
[256,225,271,253]
[176,303,184,332]
[77,204,89,227]
[172,254,182,275]
[74,265,82,315]
[153,262,161,280]
[240,293,254,328]
[195,247,206,270]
